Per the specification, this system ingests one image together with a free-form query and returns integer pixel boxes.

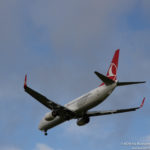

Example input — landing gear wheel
[44,131,48,136]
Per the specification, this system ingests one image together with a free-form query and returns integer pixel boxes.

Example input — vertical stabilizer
[106,49,120,81]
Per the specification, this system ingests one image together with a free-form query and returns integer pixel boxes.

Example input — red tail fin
[106,49,120,81]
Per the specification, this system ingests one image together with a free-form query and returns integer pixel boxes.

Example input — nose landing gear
[44,130,48,136]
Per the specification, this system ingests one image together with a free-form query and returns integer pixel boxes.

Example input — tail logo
[108,63,117,79]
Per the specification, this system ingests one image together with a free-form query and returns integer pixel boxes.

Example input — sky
[0,0,150,150]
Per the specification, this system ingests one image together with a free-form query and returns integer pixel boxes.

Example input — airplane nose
[38,124,42,131]
[38,120,44,131]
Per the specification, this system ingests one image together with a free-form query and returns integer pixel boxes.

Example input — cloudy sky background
[0,0,150,150]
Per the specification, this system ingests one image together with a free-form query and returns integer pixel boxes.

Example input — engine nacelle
[44,112,55,121]
[77,117,90,126]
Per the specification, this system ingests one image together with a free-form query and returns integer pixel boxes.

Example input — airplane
[24,49,146,136]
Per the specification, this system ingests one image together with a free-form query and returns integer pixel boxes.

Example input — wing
[86,97,145,117]
[24,75,75,119]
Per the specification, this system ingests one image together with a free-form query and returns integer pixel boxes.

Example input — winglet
[140,97,145,108]
[24,74,27,88]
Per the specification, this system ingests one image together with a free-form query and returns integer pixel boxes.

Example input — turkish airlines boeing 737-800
[24,49,146,135]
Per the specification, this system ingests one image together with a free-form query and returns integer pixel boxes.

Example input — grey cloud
[29,0,136,57]
[0,143,55,150]
[0,147,21,150]
[0,0,24,54]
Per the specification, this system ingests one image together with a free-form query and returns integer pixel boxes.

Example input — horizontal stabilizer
[95,71,115,85]
[117,81,146,86]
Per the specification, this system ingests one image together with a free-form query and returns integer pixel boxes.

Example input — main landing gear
[44,130,48,136]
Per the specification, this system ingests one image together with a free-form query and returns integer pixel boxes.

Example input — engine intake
[77,117,90,126]
[44,111,56,121]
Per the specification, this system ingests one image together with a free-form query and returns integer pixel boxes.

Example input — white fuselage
[38,82,117,131]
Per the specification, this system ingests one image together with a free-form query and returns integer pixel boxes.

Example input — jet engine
[77,117,90,126]
[44,111,56,121]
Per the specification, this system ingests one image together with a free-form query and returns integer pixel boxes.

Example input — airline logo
[106,49,120,81]
[107,63,117,80]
